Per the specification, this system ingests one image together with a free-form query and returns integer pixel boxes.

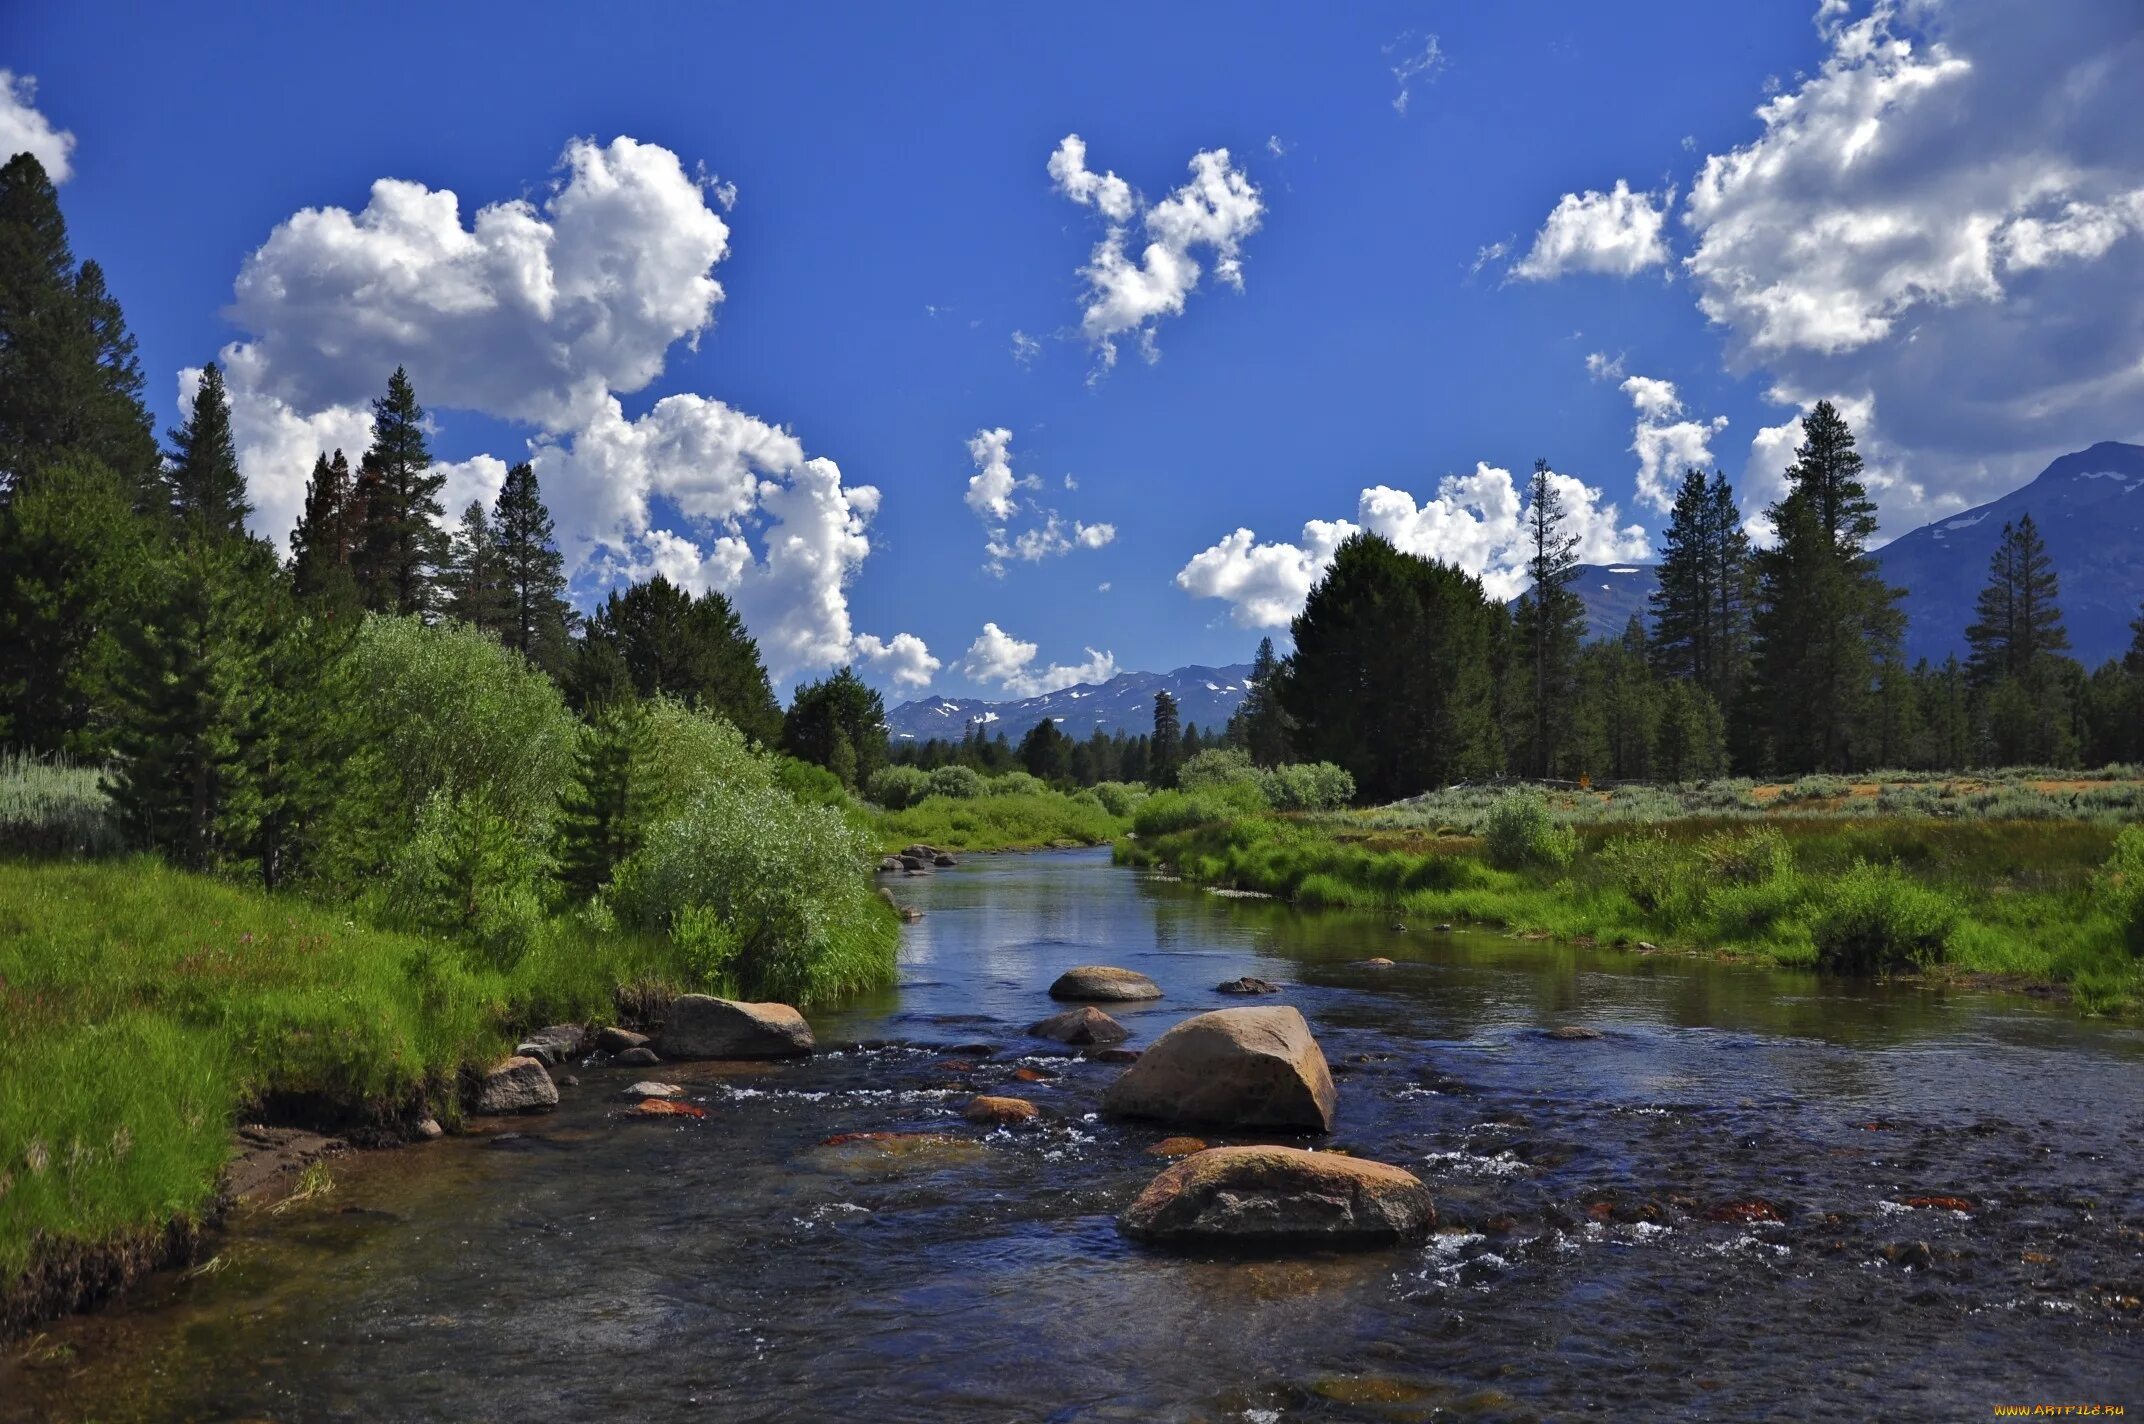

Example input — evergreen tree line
[886,698,1232,791]
[1260,404,2144,801]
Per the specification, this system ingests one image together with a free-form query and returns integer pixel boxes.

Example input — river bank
[1116,800,2144,1017]
[6,848,2138,1422]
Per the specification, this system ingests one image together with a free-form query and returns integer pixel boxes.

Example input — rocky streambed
[4,847,2139,1423]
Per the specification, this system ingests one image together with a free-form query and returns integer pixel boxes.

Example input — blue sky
[9,1,2142,702]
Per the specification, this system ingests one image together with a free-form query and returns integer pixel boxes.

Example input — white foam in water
[1421,1149,1529,1177]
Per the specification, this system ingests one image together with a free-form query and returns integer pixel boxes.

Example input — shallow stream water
[6,848,2141,1421]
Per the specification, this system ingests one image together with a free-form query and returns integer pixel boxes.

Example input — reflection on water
[7,848,2141,1422]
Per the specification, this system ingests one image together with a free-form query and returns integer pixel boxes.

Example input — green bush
[1810,860,1959,974]
[1482,793,1577,870]
[1598,830,1695,914]
[926,765,984,800]
[1178,748,1259,792]
[333,616,576,877]
[1131,781,1267,837]
[385,790,552,969]
[865,764,931,810]
[1258,762,1356,812]
[1088,780,1149,818]
[879,789,1125,852]
[2099,825,2144,955]
[611,780,894,1005]
[985,771,1046,797]
[1696,827,1795,885]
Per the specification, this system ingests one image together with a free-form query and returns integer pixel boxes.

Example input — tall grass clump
[0,751,122,858]
[1810,860,1959,974]
[1482,793,1578,870]
[2099,825,2144,955]
[881,788,1126,852]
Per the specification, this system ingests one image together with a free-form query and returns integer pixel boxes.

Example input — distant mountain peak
[887,663,1255,744]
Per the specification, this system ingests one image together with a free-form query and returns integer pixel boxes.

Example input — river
[6,848,2140,1421]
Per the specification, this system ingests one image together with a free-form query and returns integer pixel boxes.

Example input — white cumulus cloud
[1676,0,2144,529]
[1177,463,1649,627]
[962,622,1118,698]
[963,426,1114,575]
[1049,135,1264,373]
[213,134,928,689]
[0,71,74,183]
[1591,363,1730,513]
[1513,180,1672,280]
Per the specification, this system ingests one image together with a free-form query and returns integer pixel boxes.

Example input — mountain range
[887,665,1256,744]
[890,441,2144,742]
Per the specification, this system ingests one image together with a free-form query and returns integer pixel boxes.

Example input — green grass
[876,790,1128,853]
[0,751,122,858]
[1118,804,2142,1015]
[0,857,704,1292]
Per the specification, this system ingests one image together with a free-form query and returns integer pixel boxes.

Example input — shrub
[1178,748,1259,792]
[865,765,931,811]
[1810,860,1958,974]
[611,781,894,1005]
[1131,781,1267,837]
[333,617,576,877]
[2098,825,2144,955]
[1088,780,1149,818]
[1598,830,1695,914]
[985,771,1046,797]
[1482,794,1577,870]
[636,699,777,821]
[926,765,984,800]
[1258,762,1356,812]
[1696,827,1795,886]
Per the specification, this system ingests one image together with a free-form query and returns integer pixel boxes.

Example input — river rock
[1358,957,1396,968]
[879,855,904,874]
[1048,965,1164,1002]
[596,1026,649,1054]
[514,1024,586,1066]
[622,1080,683,1100]
[1030,1005,1131,1045]
[472,1056,558,1115]
[900,855,928,872]
[1147,1136,1208,1157]
[1101,1006,1337,1132]
[1119,1146,1435,1248]
[659,995,815,1059]
[901,844,939,860]
[1216,976,1281,995]
[414,1117,444,1140]
[616,1046,662,1066]
[933,852,958,868]
[1093,1047,1141,1063]
[1544,1026,1603,1041]
[964,1095,1039,1125]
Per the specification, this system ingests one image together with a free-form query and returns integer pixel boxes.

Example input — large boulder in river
[1119,1146,1434,1249]
[1029,1005,1131,1045]
[658,995,814,1059]
[1048,965,1163,1002]
[1102,1006,1336,1132]
[513,1023,586,1066]
[473,1056,558,1115]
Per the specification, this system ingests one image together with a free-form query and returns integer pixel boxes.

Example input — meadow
[1118,770,2144,1018]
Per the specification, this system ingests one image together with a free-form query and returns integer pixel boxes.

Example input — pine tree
[351,367,445,617]
[1513,459,1586,777]
[1225,636,1293,767]
[557,701,653,899]
[0,154,159,502]
[1964,514,2068,688]
[164,362,251,537]
[239,590,358,889]
[104,535,276,870]
[1649,467,1752,711]
[0,454,157,754]
[572,576,781,742]
[1018,716,1071,781]
[1149,690,1182,788]
[442,500,511,634]
[781,667,887,789]
[1746,401,1902,772]
[491,461,573,674]
[289,449,362,605]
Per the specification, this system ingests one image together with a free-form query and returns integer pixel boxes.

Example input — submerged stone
[1119,1146,1434,1249]
[963,1095,1039,1125]
[1047,965,1163,1002]
[1030,1005,1131,1045]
